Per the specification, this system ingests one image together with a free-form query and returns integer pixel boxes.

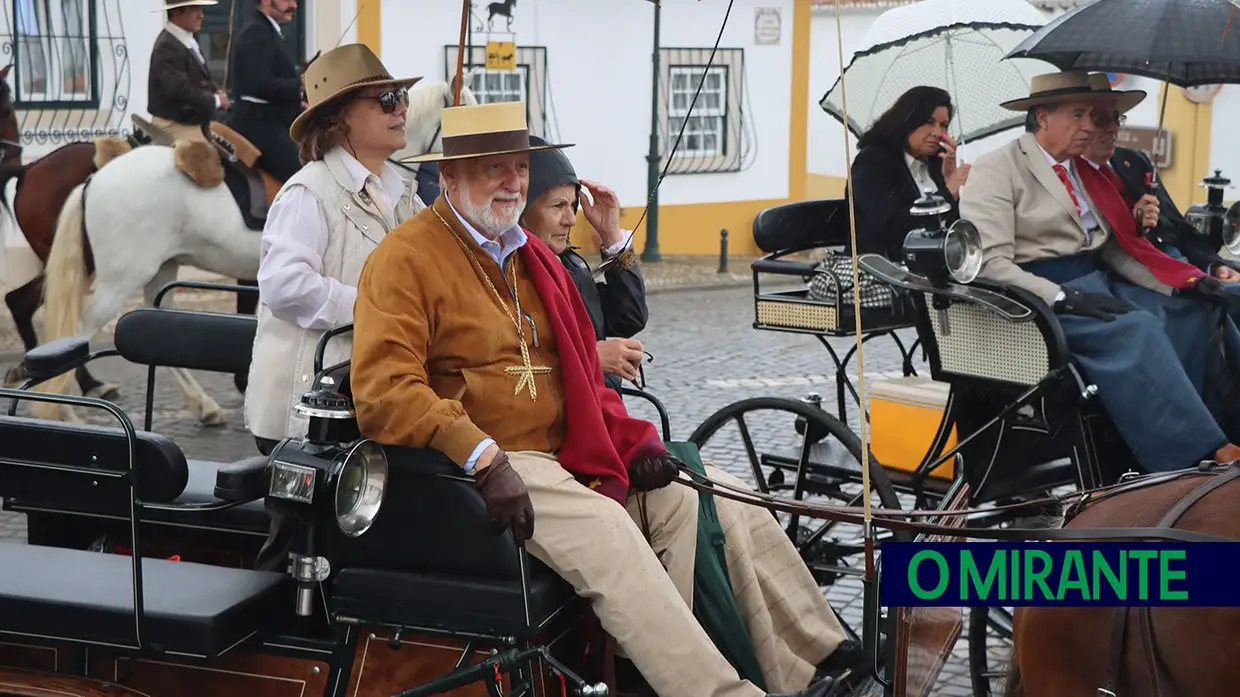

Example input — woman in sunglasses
[245,43,424,457]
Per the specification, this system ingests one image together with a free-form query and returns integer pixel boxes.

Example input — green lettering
[1092,550,1126,599]
[1130,550,1158,600]
[1023,550,1054,600]
[1010,546,1020,600]
[962,549,1005,601]
[1159,550,1188,601]
[908,550,949,600]
[1056,550,1090,601]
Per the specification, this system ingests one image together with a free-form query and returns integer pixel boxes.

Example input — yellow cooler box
[868,376,957,480]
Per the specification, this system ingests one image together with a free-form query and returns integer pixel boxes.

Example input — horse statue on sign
[26,75,477,426]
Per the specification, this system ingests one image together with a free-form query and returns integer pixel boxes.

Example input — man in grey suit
[960,70,1240,472]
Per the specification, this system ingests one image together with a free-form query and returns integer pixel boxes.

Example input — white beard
[456,180,524,237]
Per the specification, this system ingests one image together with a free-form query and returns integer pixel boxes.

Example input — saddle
[129,114,281,232]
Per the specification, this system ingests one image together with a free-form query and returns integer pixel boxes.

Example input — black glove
[1185,276,1240,308]
[629,452,683,492]
[1053,289,1134,322]
[472,450,535,542]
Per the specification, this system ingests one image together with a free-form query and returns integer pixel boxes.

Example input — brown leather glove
[472,450,535,542]
[629,452,683,492]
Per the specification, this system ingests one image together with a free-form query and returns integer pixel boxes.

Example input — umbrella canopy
[1005,0,1240,86]
[820,0,1051,144]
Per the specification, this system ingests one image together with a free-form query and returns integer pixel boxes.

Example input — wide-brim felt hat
[400,101,572,164]
[157,0,218,11]
[289,43,423,142]
[1084,73,1147,114]
[1000,70,1145,113]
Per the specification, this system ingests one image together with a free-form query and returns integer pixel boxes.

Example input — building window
[444,45,548,138]
[660,48,751,174]
[13,0,98,106]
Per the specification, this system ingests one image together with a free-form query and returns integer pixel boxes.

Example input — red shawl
[517,233,665,505]
[1073,156,1206,290]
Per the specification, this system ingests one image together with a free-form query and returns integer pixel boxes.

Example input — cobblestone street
[0,282,992,696]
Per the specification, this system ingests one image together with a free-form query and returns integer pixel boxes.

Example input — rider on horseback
[226,0,303,183]
[147,0,230,144]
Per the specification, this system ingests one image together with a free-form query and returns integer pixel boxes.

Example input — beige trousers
[149,116,209,144]
[509,452,847,697]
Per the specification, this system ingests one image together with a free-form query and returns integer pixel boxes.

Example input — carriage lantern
[265,384,391,615]
[901,188,983,287]
[1184,170,1240,253]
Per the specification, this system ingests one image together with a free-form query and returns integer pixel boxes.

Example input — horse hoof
[200,409,227,427]
[86,383,121,400]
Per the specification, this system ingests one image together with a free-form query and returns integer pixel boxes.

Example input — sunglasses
[361,87,408,113]
[1090,109,1126,127]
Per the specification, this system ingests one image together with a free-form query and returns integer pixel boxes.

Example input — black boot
[814,638,867,682]
[767,676,835,696]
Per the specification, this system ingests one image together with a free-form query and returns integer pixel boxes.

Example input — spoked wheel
[688,396,907,690]
[968,605,1013,697]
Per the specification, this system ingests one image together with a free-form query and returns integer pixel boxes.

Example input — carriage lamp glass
[901,192,982,287]
[942,220,983,284]
[1226,202,1240,254]
[267,438,390,536]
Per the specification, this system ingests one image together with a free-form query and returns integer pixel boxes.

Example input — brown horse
[1002,467,1240,697]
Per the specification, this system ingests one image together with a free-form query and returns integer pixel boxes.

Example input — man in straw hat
[961,70,1240,472]
[226,0,303,182]
[348,100,859,697]
[147,0,230,144]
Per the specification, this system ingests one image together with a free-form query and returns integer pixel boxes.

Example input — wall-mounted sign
[485,41,516,71]
[1117,126,1172,168]
[1183,84,1223,104]
[754,7,781,45]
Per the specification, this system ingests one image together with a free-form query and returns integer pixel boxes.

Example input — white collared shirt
[904,151,938,195]
[240,13,285,105]
[257,147,406,331]
[1037,143,1099,234]
[442,194,529,473]
[163,21,220,109]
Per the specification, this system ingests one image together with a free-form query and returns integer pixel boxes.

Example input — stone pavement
[0,283,991,696]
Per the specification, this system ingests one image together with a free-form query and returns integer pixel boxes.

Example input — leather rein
[672,460,1240,544]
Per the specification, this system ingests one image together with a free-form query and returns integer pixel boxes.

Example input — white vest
[244,148,422,441]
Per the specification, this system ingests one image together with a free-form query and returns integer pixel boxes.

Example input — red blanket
[518,233,665,505]
[1074,157,1205,290]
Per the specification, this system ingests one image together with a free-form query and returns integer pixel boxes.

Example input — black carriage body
[0,283,598,697]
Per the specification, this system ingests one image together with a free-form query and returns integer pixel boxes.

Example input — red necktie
[1072,156,1205,290]
[1052,164,1082,212]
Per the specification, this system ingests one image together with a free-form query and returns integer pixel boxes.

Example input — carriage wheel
[968,605,1013,697]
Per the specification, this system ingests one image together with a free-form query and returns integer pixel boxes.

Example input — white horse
[31,76,477,424]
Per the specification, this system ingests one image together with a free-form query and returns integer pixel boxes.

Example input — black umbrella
[1004,0,1240,86]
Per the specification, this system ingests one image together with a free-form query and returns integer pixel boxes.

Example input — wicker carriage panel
[756,297,839,332]
[925,294,1049,386]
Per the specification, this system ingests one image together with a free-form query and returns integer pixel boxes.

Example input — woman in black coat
[519,137,648,393]
[847,86,970,260]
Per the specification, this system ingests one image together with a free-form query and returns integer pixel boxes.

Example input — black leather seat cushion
[6,459,271,536]
[0,543,287,658]
[332,562,578,638]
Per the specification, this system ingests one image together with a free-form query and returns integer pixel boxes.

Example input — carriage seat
[0,542,286,658]
[0,414,270,535]
[325,445,577,638]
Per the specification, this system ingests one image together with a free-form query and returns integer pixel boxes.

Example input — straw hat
[156,0,218,11]
[1000,70,1145,113]
[289,43,422,142]
[1085,73,1147,114]
[401,101,572,163]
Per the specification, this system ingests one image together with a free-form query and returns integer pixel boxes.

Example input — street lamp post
[642,0,662,262]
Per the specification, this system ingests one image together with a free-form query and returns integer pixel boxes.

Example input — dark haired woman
[849,85,969,260]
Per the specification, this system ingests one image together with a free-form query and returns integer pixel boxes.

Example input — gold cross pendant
[505,341,552,401]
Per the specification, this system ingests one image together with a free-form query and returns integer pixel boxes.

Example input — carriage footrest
[392,643,608,697]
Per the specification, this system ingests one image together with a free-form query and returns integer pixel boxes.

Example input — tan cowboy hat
[289,43,423,142]
[400,101,572,164]
[156,0,218,11]
[1000,70,1145,112]
[1085,73,1147,114]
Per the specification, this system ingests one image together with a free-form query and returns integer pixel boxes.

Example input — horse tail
[1002,647,1024,697]
[30,182,90,418]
